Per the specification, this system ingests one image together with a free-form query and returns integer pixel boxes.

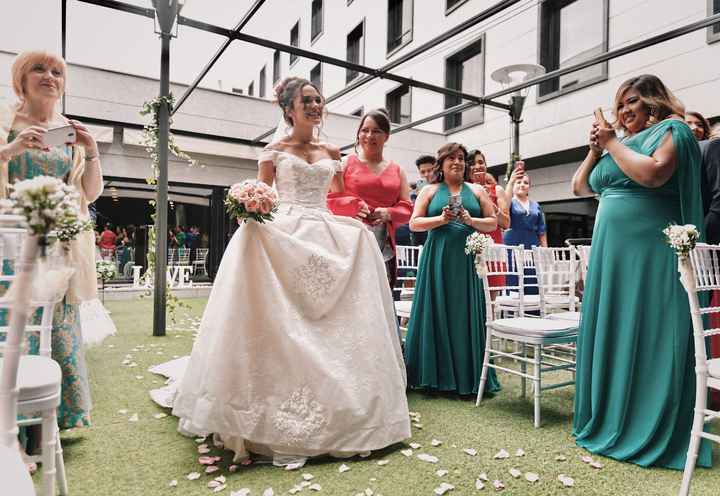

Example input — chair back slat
[532,246,578,313]
[481,244,526,319]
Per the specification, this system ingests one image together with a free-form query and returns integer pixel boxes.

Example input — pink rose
[259,199,272,215]
[245,198,259,213]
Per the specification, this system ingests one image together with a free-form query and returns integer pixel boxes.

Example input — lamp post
[151,0,184,337]
[490,64,545,181]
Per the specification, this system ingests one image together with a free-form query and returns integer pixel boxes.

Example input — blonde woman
[0,51,103,436]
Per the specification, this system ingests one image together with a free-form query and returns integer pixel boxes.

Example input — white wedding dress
[159,150,411,463]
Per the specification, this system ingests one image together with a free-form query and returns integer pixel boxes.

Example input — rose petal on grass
[339,464,350,473]
[359,451,371,458]
[284,462,303,471]
[431,439,443,447]
[195,437,207,443]
[492,480,505,491]
[263,489,274,496]
[475,479,485,490]
[240,459,253,466]
[590,461,603,469]
[580,455,593,464]
[463,448,478,456]
[205,466,220,474]
[364,489,374,496]
[309,483,322,491]
[186,472,201,480]
[230,489,251,496]
[198,446,211,454]
[478,473,489,482]
[117,409,128,415]
[228,465,238,473]
[515,449,525,457]
[558,474,574,487]
[302,473,314,481]
[436,469,448,477]
[199,456,215,465]
[417,453,439,464]
[213,485,227,493]
[409,442,422,449]
[214,476,226,484]
[289,486,302,495]
[135,375,144,380]
[509,468,521,479]
[153,413,167,419]
[433,482,455,495]
[377,460,389,466]
[555,455,567,462]
[525,472,539,483]
[168,480,178,487]
[208,480,222,489]
[300,481,312,488]
[493,449,509,459]
[128,413,139,422]
[412,423,423,429]
[401,449,413,457]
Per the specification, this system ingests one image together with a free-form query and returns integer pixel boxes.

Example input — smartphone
[43,125,76,147]
[594,108,609,127]
[448,194,462,216]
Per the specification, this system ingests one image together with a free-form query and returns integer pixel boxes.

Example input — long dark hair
[612,74,684,131]
[354,108,391,153]
[432,142,469,183]
[686,111,711,140]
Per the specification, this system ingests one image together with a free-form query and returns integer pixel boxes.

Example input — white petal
[338,464,350,473]
[555,455,567,462]
[186,472,201,480]
[436,469,449,477]
[364,489,374,496]
[214,476,226,484]
[205,466,219,474]
[514,449,525,457]
[431,439,443,447]
[525,472,539,483]
[213,485,227,493]
[475,479,485,490]
[478,473,489,482]
[309,483,322,491]
[558,475,574,487]
[302,473,314,481]
[413,423,423,429]
[117,409,128,415]
[289,487,302,495]
[493,449,510,459]
[198,446,211,454]
[417,453,439,464]
[580,455,593,464]
[401,449,413,457]
[433,482,455,495]
[590,461,603,469]
[284,462,304,471]
[168,480,178,487]
[409,442,422,449]
[509,468,522,478]
[153,413,167,419]
[492,480,505,490]
[128,413,139,422]
[263,489,274,496]
[230,490,251,496]
[300,481,312,488]
[463,448,478,456]
[377,460,389,466]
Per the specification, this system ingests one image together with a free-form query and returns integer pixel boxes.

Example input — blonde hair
[612,74,684,132]
[11,51,67,100]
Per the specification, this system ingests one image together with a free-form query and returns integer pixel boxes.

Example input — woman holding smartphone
[404,143,500,396]
[0,51,103,463]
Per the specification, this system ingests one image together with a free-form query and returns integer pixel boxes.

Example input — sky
[0,0,272,91]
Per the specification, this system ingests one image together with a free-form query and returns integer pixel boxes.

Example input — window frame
[536,0,610,103]
[345,18,367,85]
[445,0,470,15]
[386,0,414,57]
[708,0,720,44]
[248,81,254,96]
[259,65,266,98]
[386,84,412,125]
[311,0,324,45]
[310,62,323,93]
[443,34,485,134]
[290,20,300,66]
[272,50,281,84]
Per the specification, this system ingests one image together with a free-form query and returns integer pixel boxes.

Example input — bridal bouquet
[663,223,699,258]
[465,232,494,277]
[226,180,279,224]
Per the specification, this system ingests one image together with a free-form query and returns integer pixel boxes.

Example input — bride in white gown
[158,77,410,466]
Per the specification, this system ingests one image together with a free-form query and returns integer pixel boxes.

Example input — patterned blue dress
[1,129,92,428]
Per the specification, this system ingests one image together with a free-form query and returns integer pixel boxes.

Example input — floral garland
[139,94,194,323]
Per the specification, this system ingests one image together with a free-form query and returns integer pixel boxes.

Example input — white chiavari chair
[394,245,423,337]
[476,245,579,427]
[677,243,720,496]
[0,221,68,495]
[193,248,209,277]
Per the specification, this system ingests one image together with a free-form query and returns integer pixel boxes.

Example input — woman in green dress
[0,52,103,435]
[571,74,712,469]
[404,143,500,396]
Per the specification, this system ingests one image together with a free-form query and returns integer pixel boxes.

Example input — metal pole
[61,0,67,114]
[153,24,171,337]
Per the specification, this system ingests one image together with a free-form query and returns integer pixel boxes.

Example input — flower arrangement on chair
[465,232,494,277]
[225,180,279,224]
[96,260,116,304]
[663,224,699,258]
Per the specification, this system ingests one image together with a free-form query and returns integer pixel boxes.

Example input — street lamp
[150,0,185,337]
[490,63,545,180]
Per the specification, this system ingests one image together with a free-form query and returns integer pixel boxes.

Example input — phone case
[43,126,76,147]
[448,194,462,215]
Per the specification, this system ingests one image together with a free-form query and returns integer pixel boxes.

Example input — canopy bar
[172,0,268,115]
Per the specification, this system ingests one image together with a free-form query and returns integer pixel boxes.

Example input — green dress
[0,130,92,429]
[573,119,711,469]
[404,182,500,395]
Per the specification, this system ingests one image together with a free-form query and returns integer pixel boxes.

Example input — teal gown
[573,119,712,469]
[404,183,500,395]
[0,130,92,428]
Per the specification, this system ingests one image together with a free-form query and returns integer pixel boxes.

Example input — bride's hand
[369,207,391,225]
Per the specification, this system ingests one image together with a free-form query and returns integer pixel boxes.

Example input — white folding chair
[0,224,68,495]
[493,247,542,317]
[534,246,581,324]
[176,248,190,266]
[192,248,209,277]
[476,245,579,428]
[394,245,423,338]
[167,248,177,266]
[677,243,720,496]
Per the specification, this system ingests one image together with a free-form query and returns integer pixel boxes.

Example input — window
[386,85,411,124]
[231,88,243,95]
[387,0,413,54]
[350,107,364,117]
[272,50,281,83]
[346,20,365,83]
[538,0,609,100]
[709,0,720,44]
[311,0,323,42]
[248,81,254,96]
[290,21,300,65]
[259,66,266,98]
[444,37,484,132]
[310,63,322,92]
[446,0,469,14]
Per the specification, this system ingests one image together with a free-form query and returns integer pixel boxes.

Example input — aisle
[53,298,720,495]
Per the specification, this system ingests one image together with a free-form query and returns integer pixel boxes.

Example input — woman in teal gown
[404,143,500,396]
[571,74,712,469]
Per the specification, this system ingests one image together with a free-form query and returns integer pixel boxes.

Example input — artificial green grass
[56,297,720,495]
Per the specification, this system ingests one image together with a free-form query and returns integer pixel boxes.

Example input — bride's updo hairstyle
[273,76,324,127]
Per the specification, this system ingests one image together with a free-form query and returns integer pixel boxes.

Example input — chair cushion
[0,355,61,400]
[709,358,720,380]
[496,294,540,306]
[399,288,415,301]
[491,317,578,337]
[395,300,412,317]
[547,311,581,323]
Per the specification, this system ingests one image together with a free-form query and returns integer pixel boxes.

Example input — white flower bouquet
[225,180,279,224]
[465,232,494,277]
[96,259,117,283]
[9,176,81,237]
[663,223,699,258]
[56,217,94,244]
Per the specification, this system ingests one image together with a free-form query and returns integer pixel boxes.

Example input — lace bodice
[259,150,341,210]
